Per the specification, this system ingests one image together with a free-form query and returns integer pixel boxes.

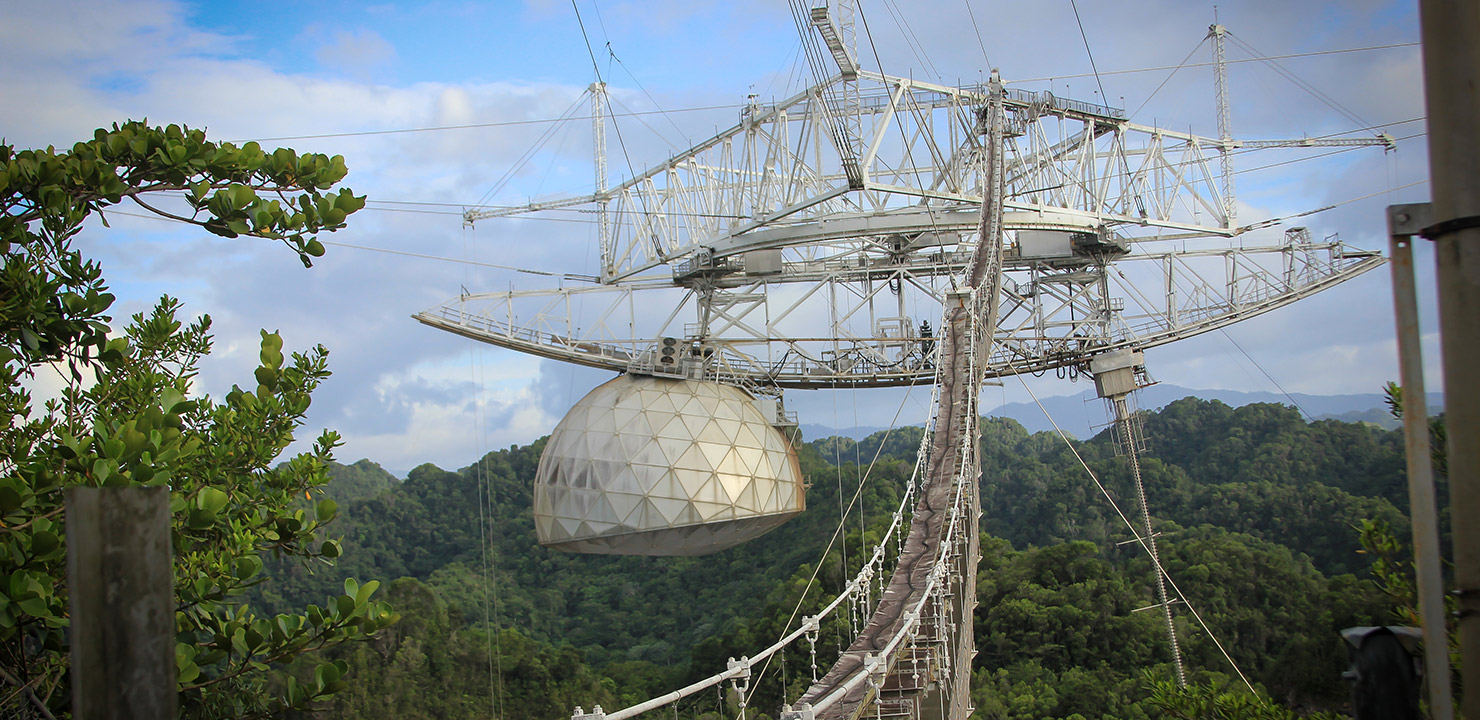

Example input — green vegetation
[256,396,1420,719]
[0,122,390,718]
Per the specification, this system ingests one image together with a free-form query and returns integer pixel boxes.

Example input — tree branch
[0,506,64,534]
[0,666,59,720]
[130,194,207,227]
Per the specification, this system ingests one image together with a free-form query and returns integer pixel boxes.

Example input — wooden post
[66,486,176,719]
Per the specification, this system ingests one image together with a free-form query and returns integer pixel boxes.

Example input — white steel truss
[417,224,1381,388]
[426,41,1389,390]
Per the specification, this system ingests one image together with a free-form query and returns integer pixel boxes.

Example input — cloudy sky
[4,0,1433,475]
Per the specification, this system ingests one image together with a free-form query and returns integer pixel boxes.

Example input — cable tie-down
[1453,587,1479,619]
[1420,214,1480,240]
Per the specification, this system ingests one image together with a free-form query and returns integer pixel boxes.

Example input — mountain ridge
[799,385,1443,440]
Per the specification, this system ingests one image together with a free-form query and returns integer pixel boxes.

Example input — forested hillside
[257,398,1420,719]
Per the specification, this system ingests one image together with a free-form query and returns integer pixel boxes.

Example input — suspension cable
[1014,372,1258,695]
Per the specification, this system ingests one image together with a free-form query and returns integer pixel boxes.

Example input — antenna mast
[1210,21,1235,228]
[592,81,612,280]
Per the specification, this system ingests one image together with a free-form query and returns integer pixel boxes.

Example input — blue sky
[3,0,1434,474]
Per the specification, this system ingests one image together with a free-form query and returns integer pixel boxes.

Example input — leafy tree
[1144,671,1343,720]
[0,121,392,718]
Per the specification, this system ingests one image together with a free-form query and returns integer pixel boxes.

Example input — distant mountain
[798,423,897,441]
[981,384,1443,439]
[802,385,1442,440]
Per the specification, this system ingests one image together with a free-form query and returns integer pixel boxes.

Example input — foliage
[1383,381,1447,477]
[0,122,388,718]
[1144,672,1343,720]
[981,402,1410,576]
[253,433,914,670]
[1358,517,1463,699]
[314,577,613,720]
[251,398,1416,719]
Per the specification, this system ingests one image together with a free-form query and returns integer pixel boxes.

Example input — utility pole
[1417,1,1480,717]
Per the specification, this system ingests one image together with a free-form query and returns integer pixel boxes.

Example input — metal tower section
[1210,23,1235,227]
[809,0,864,188]
[592,81,613,276]
[789,73,1005,720]
[427,66,1390,388]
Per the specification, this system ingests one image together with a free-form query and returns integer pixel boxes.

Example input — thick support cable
[1018,373,1257,695]
[1111,395,1185,687]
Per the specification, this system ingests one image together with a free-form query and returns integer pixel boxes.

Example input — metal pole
[1386,203,1453,719]
[1417,2,1480,717]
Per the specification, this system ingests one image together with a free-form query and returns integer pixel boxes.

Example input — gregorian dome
[533,374,805,556]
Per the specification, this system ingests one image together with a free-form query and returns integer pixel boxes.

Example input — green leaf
[178,660,200,684]
[17,597,50,618]
[187,507,216,530]
[354,579,379,605]
[234,555,263,580]
[260,331,285,369]
[315,497,337,522]
[159,386,189,413]
[230,183,256,209]
[197,486,229,514]
[30,530,61,557]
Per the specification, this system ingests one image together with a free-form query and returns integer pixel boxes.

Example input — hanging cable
[470,91,591,210]
[1068,0,1147,217]
[1225,31,1372,130]
[1129,38,1208,119]
[1217,327,1315,421]
[1007,41,1419,85]
[1015,373,1259,696]
[961,0,992,71]
[220,42,1415,146]
[878,0,942,81]
[607,46,690,148]
[233,103,744,144]
[742,373,928,712]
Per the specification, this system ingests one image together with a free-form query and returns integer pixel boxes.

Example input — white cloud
[313,28,398,78]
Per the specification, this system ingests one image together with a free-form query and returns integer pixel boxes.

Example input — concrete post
[1417,2,1480,716]
[66,486,176,719]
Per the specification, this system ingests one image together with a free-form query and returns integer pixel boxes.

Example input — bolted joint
[1386,203,1434,239]
[572,705,607,720]
[781,703,815,720]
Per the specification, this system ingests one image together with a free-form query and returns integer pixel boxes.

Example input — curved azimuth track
[417,3,1395,720]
